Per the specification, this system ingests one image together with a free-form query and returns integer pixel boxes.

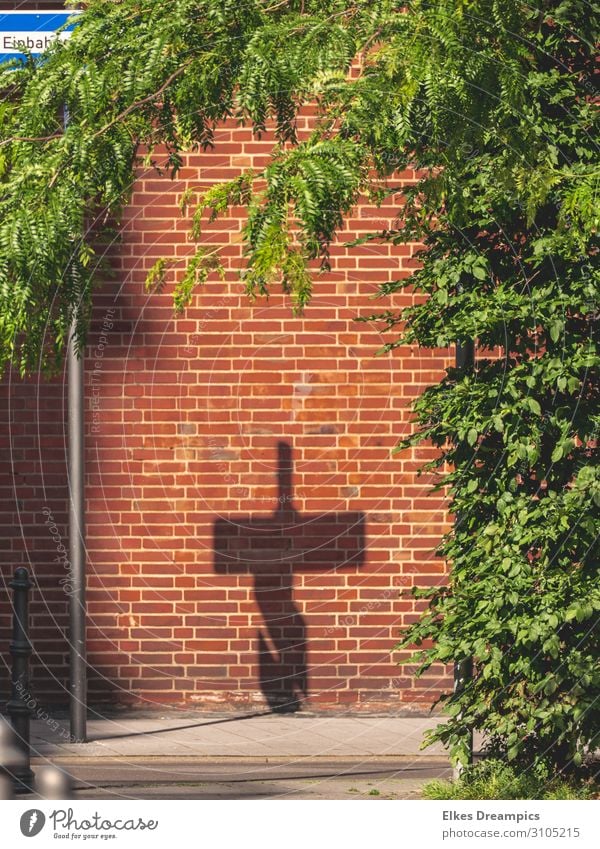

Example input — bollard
[0,717,23,798]
[35,765,73,800]
[5,566,34,792]
[0,774,14,800]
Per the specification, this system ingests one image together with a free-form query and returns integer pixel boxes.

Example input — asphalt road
[30,757,451,800]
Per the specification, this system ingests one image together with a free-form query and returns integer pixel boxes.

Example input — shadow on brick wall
[214,442,365,712]
[0,375,70,706]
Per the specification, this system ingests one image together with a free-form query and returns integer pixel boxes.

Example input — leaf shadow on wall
[213,442,365,712]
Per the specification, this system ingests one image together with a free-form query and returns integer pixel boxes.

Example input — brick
[0,119,453,714]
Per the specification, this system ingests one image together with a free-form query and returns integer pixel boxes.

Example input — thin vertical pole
[68,316,86,743]
[64,100,87,744]
[453,337,474,778]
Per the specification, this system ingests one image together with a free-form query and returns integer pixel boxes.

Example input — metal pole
[453,337,475,779]
[68,316,87,743]
[455,338,474,374]
[6,566,34,792]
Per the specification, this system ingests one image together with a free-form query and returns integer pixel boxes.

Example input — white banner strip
[1,799,598,848]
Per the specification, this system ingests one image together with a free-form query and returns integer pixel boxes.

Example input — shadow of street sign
[214,442,365,711]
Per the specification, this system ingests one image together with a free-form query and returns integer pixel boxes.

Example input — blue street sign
[0,10,79,64]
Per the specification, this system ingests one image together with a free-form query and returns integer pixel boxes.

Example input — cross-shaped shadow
[213,442,365,712]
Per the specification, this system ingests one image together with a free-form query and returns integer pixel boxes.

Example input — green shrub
[423,759,599,801]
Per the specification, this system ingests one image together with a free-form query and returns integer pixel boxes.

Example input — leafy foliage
[0,0,371,373]
[0,0,598,772]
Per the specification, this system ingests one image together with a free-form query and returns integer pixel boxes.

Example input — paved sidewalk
[30,712,447,760]
[21,712,461,799]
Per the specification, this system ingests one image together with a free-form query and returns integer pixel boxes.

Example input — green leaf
[549,320,563,343]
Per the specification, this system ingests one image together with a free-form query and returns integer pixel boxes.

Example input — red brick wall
[0,113,452,713]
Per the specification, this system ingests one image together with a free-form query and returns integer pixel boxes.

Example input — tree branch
[90,58,194,141]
